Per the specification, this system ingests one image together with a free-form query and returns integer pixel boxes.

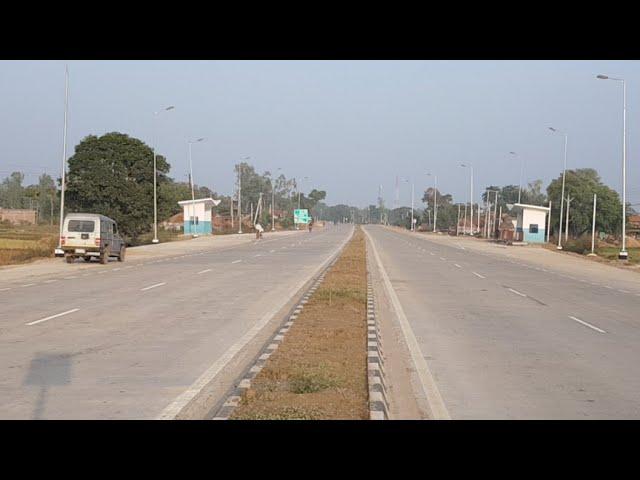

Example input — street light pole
[152,105,175,244]
[460,163,473,234]
[237,157,249,234]
[597,74,628,259]
[187,138,205,237]
[549,127,568,250]
[426,172,437,233]
[56,65,69,254]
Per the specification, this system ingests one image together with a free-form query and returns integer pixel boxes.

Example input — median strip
[227,228,369,420]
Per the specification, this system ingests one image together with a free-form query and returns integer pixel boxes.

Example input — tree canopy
[65,132,171,240]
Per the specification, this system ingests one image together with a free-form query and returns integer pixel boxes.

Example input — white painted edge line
[363,227,451,420]
[472,272,486,279]
[27,308,80,326]
[157,225,355,420]
[231,259,242,264]
[21,283,37,287]
[197,269,212,274]
[0,287,12,291]
[508,288,527,297]
[568,315,606,334]
[453,264,462,268]
[140,282,166,291]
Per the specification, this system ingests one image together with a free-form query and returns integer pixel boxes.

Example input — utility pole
[549,127,568,250]
[238,165,242,234]
[463,203,468,235]
[546,200,552,243]
[456,204,461,236]
[589,194,597,256]
[565,195,571,242]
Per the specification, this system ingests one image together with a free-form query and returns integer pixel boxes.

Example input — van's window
[68,220,95,233]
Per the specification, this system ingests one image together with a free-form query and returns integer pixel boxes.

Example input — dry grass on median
[231,228,369,420]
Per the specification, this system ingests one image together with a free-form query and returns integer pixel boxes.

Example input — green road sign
[294,209,310,224]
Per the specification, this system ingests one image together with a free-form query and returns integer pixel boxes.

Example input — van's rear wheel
[100,248,110,265]
[65,255,74,264]
[83,257,91,262]
[118,246,126,262]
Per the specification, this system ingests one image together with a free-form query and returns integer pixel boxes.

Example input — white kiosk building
[513,203,550,243]
[178,198,221,235]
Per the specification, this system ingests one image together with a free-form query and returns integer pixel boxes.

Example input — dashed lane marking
[140,282,166,291]
[568,316,606,334]
[27,308,80,326]
[472,272,486,279]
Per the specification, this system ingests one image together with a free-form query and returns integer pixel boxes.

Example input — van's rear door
[65,218,98,250]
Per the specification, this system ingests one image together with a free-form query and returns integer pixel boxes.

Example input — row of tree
[1,132,327,241]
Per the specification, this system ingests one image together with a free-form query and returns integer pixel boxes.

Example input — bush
[562,235,592,254]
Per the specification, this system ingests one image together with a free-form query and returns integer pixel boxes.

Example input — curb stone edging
[367,269,391,420]
[211,245,347,420]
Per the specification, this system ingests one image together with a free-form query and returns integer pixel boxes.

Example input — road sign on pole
[294,209,310,224]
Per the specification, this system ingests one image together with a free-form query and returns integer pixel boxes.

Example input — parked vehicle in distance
[60,213,126,264]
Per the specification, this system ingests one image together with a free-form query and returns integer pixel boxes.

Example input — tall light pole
[400,177,414,230]
[460,163,473,235]
[56,65,69,255]
[549,127,568,250]
[510,151,524,204]
[238,156,250,234]
[272,167,281,231]
[152,105,175,244]
[187,137,205,237]
[426,172,437,232]
[597,74,628,260]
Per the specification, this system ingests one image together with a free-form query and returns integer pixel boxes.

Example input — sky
[1,60,639,209]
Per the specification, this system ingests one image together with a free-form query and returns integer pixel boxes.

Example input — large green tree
[546,168,622,237]
[65,132,171,240]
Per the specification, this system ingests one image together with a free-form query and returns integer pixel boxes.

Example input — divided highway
[0,225,352,419]
[364,225,640,419]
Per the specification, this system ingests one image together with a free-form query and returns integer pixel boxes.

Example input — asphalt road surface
[0,225,351,419]
[364,225,640,419]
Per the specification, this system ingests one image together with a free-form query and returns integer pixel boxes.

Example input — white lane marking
[363,227,451,420]
[231,259,242,264]
[21,283,37,287]
[618,289,630,294]
[140,282,166,291]
[197,269,212,274]
[439,257,446,261]
[472,272,486,279]
[604,285,614,290]
[270,250,275,253]
[254,254,262,257]
[454,264,462,268]
[27,308,80,326]
[568,316,606,334]
[508,288,527,297]
[64,276,78,280]
[0,287,11,291]
[113,268,121,271]
[158,226,355,420]
[43,279,58,283]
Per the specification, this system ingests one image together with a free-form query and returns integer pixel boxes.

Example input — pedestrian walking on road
[255,222,264,240]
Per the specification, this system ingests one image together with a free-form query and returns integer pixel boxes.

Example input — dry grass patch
[231,228,369,420]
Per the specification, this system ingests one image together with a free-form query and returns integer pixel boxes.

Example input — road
[0,225,352,419]
[364,225,640,419]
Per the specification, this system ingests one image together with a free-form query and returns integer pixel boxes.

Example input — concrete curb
[367,269,390,420]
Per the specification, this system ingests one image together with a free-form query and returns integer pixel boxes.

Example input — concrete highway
[0,225,352,419]
[364,225,640,419]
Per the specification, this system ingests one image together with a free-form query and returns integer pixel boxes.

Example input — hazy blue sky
[1,60,639,208]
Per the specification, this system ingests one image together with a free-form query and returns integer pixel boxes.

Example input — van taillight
[60,236,66,245]
[95,238,101,246]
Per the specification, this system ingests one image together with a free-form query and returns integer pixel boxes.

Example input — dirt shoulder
[231,228,369,420]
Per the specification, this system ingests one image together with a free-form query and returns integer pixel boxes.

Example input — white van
[59,213,126,264]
